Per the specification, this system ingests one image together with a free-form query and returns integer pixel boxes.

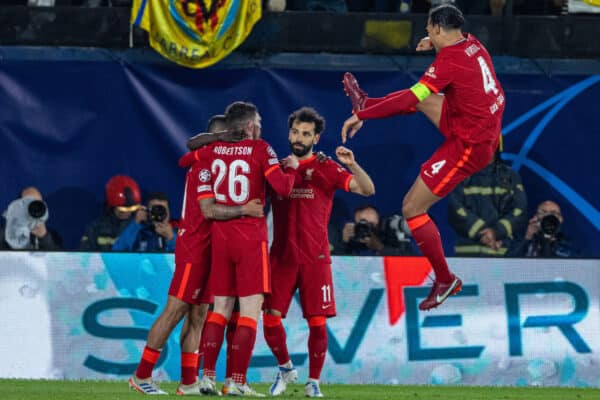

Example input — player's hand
[218,130,246,143]
[315,151,330,163]
[281,154,299,170]
[342,222,355,243]
[242,199,264,218]
[335,146,356,167]
[416,36,433,52]
[155,221,174,241]
[341,114,364,143]
[31,223,47,238]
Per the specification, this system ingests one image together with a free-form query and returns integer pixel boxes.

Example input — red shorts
[168,259,212,305]
[265,258,336,319]
[420,136,495,198]
[210,238,270,297]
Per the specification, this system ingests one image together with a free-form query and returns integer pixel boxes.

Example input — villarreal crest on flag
[131,0,261,68]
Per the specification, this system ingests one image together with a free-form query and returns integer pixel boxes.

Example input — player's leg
[129,294,189,395]
[299,263,336,398]
[222,298,240,395]
[225,240,270,396]
[199,296,235,394]
[403,137,487,310]
[176,303,210,395]
[263,259,299,395]
[225,294,265,396]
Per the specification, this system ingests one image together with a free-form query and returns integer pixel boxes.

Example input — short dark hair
[146,191,169,204]
[288,106,325,135]
[224,101,258,132]
[429,4,464,30]
[206,114,227,133]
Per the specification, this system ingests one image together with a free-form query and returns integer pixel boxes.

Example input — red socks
[225,312,239,378]
[407,213,453,283]
[136,346,161,379]
[181,352,199,385]
[201,312,227,379]
[230,317,258,385]
[308,316,327,380]
[263,313,291,365]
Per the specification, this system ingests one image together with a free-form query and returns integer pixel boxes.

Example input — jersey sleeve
[258,142,294,197]
[418,53,455,94]
[325,160,353,192]
[193,157,215,201]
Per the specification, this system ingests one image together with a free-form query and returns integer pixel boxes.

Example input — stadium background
[0,2,599,391]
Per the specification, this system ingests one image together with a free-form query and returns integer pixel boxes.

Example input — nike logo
[435,279,459,304]
[321,304,332,309]
[424,170,432,178]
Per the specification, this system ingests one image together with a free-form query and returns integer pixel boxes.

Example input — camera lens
[354,220,373,240]
[540,214,560,236]
[149,205,167,223]
[28,200,47,219]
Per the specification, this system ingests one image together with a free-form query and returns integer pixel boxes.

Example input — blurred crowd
[9,0,569,15]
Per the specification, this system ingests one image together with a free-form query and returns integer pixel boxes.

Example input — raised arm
[335,146,375,196]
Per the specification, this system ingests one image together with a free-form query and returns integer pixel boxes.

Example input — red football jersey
[174,147,213,264]
[419,34,505,145]
[270,155,352,264]
[197,139,294,241]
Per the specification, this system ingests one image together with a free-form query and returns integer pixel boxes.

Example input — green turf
[1,380,598,400]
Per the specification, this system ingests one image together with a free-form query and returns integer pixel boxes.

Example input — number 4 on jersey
[477,56,499,95]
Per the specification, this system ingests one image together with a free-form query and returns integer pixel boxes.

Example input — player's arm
[261,144,297,197]
[186,130,246,151]
[335,146,375,196]
[199,197,264,220]
[355,82,432,120]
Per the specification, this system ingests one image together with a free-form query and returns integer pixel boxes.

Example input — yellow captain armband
[410,82,432,102]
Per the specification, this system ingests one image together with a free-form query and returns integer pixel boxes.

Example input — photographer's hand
[31,223,48,238]
[135,207,148,224]
[155,221,174,241]
[525,216,540,240]
[342,222,355,243]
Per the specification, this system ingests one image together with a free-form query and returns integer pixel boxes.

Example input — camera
[354,219,375,240]
[540,214,560,236]
[149,204,168,223]
[28,200,47,220]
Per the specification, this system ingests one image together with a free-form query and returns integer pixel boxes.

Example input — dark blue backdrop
[1,50,598,255]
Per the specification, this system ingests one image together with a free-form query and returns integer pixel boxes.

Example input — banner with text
[0,252,598,386]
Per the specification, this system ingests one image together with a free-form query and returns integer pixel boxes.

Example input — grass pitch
[1,379,598,400]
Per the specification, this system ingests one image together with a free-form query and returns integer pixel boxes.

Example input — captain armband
[410,82,432,102]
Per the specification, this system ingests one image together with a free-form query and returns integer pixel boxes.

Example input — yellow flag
[131,0,261,69]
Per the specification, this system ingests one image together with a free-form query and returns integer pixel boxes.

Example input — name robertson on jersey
[290,188,314,199]
[213,146,253,156]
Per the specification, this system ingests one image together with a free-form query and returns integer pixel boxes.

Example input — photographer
[112,192,176,252]
[341,205,413,256]
[0,186,62,250]
[509,200,576,257]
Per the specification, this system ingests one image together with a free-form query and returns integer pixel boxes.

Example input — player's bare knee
[265,309,282,317]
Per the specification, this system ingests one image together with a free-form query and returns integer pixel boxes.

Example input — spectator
[448,150,527,256]
[0,186,62,250]
[509,200,576,257]
[80,175,141,251]
[112,192,176,252]
[341,204,413,256]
